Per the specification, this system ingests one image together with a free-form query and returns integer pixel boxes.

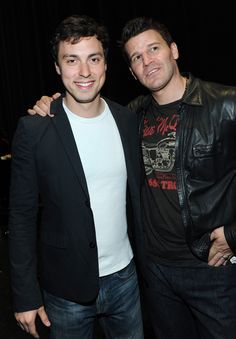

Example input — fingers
[35,97,53,116]
[27,104,54,117]
[27,107,47,117]
[37,96,53,105]
[208,252,232,266]
[52,92,61,100]
[27,95,55,117]
[28,322,40,338]
[15,309,40,338]
[38,306,51,327]
[208,226,232,266]
[210,225,224,241]
[27,108,37,115]
[16,307,51,338]
[16,320,39,338]
[17,321,25,331]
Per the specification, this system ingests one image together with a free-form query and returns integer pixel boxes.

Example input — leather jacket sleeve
[224,222,236,253]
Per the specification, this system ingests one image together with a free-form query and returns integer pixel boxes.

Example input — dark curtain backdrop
[0,0,236,143]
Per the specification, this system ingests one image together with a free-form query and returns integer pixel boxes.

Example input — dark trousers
[144,260,236,339]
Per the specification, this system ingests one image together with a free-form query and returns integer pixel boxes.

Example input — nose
[79,62,91,77]
[142,52,153,66]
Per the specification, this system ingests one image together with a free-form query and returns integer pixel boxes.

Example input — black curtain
[0,0,236,142]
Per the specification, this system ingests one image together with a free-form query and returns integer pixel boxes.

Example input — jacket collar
[181,73,203,107]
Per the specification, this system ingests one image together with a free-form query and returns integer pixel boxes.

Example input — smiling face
[125,29,179,94]
[55,36,107,108]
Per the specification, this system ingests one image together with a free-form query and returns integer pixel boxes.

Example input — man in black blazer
[8,15,144,339]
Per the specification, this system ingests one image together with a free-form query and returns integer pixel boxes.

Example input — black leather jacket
[128,73,236,261]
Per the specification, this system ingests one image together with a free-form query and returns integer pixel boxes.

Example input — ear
[129,66,137,80]
[170,42,179,60]
[55,62,61,75]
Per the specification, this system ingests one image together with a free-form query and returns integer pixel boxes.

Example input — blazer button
[89,242,96,248]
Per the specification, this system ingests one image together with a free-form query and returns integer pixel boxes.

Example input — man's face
[124,29,179,93]
[55,36,107,104]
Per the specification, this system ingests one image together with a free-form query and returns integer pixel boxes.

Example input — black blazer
[8,97,144,312]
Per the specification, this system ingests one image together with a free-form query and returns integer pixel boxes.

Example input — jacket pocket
[193,143,222,158]
[191,143,222,180]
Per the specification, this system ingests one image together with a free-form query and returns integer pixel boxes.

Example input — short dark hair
[51,14,109,64]
[120,17,174,64]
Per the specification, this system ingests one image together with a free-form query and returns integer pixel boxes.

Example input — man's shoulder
[193,75,236,97]
[19,113,51,127]
[197,79,236,108]
[127,94,152,113]
[15,114,52,143]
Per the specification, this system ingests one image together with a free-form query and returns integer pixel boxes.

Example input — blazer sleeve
[8,117,43,312]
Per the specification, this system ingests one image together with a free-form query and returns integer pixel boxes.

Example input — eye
[90,57,100,63]
[89,55,103,64]
[148,45,160,55]
[131,54,142,65]
[65,58,78,65]
[149,45,159,53]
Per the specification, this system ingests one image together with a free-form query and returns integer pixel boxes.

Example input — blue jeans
[144,260,236,339]
[43,259,144,339]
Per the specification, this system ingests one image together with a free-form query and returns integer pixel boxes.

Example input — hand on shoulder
[27,92,61,117]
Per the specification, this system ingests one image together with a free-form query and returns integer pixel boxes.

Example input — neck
[64,95,104,118]
[152,74,187,105]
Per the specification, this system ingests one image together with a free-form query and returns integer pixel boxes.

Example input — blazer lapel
[50,98,89,199]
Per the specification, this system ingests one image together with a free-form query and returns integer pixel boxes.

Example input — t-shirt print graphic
[142,131,176,176]
[142,108,179,190]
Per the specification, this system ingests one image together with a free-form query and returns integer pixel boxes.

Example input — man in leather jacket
[121,16,236,339]
[28,16,236,339]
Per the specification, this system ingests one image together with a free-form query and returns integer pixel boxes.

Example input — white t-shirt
[63,99,133,276]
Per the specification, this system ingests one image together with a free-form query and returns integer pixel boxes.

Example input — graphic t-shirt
[142,98,199,265]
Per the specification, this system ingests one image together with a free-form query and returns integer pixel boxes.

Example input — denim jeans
[43,259,144,339]
[144,260,236,339]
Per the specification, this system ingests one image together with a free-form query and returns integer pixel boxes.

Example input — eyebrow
[62,52,104,58]
[129,42,161,59]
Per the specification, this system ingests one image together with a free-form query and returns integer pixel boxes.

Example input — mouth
[75,81,94,89]
[145,66,160,78]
